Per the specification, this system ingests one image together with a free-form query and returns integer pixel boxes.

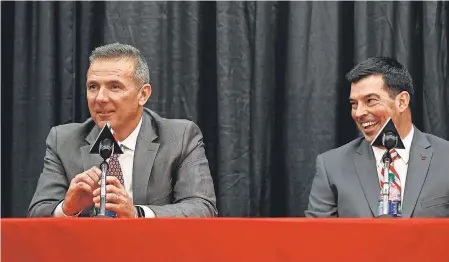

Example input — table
[2,218,449,262]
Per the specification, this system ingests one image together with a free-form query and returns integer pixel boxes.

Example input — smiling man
[28,43,217,218]
[305,57,449,218]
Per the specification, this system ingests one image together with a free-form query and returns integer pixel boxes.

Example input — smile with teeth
[361,121,378,128]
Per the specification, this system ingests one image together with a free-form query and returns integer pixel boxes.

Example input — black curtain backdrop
[2,1,448,218]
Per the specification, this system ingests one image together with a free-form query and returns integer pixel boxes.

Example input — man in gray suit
[306,57,449,218]
[28,43,217,218]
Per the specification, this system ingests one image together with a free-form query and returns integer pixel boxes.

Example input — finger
[85,167,101,183]
[92,187,100,197]
[93,195,100,204]
[92,180,123,197]
[94,201,121,210]
[103,203,136,218]
[93,185,120,199]
[105,184,121,194]
[95,202,116,209]
[71,172,87,184]
[106,176,125,190]
[72,168,98,189]
[93,193,121,205]
[75,181,93,193]
[102,203,122,214]
[91,166,102,175]
[108,192,122,203]
[77,173,96,188]
[106,185,130,202]
[105,203,120,213]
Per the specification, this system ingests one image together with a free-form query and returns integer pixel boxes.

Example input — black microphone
[382,131,398,150]
[99,138,114,159]
[371,117,405,149]
[89,122,123,157]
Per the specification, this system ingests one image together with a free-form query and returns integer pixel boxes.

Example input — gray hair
[89,43,150,86]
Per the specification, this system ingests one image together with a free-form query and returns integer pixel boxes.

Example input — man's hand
[92,176,137,218]
[63,167,101,216]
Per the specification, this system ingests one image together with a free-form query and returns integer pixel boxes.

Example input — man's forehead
[350,87,384,100]
[89,58,135,72]
[350,76,386,98]
[352,75,384,88]
[88,64,135,79]
[89,68,123,76]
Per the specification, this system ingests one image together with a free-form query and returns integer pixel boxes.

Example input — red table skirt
[2,218,449,262]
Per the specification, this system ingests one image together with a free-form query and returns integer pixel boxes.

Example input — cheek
[112,98,132,115]
[372,108,392,121]
[351,110,357,120]
[112,95,128,105]
[87,97,95,108]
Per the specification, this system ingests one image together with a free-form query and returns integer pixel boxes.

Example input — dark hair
[345,57,414,108]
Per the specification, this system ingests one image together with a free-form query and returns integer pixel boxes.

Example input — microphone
[382,131,398,150]
[89,122,123,156]
[371,118,404,150]
[99,138,114,159]
[89,122,123,218]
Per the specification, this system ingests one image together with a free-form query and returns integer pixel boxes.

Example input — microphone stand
[96,160,109,218]
[95,138,114,218]
[378,150,393,218]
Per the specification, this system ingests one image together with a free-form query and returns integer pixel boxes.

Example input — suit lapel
[80,112,160,205]
[81,124,104,171]
[79,124,103,217]
[132,112,160,204]
[354,139,380,216]
[401,128,432,217]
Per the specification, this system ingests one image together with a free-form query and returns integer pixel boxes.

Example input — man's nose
[95,87,110,103]
[354,104,367,118]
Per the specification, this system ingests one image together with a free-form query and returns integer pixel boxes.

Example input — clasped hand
[63,166,136,218]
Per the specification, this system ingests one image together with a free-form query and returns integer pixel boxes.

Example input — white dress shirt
[54,116,155,218]
[371,126,414,202]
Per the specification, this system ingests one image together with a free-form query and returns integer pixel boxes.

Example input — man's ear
[396,91,410,113]
[138,84,152,106]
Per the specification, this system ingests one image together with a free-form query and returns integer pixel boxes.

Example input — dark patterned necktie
[108,153,124,185]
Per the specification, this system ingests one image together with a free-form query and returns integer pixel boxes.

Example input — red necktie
[379,149,402,216]
[380,149,401,192]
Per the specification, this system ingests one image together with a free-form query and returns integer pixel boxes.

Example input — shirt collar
[372,125,414,165]
[118,116,143,152]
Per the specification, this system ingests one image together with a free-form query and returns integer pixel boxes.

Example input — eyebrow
[349,93,381,102]
[86,80,124,85]
[363,93,381,99]
[108,80,123,85]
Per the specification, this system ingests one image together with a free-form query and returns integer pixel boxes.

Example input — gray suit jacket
[305,127,449,218]
[28,108,218,217]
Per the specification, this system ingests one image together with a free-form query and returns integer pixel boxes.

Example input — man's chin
[363,131,381,144]
[357,127,377,143]
[364,136,374,143]
[358,130,373,143]
[94,119,110,129]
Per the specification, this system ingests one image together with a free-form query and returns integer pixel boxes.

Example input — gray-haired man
[29,43,217,218]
